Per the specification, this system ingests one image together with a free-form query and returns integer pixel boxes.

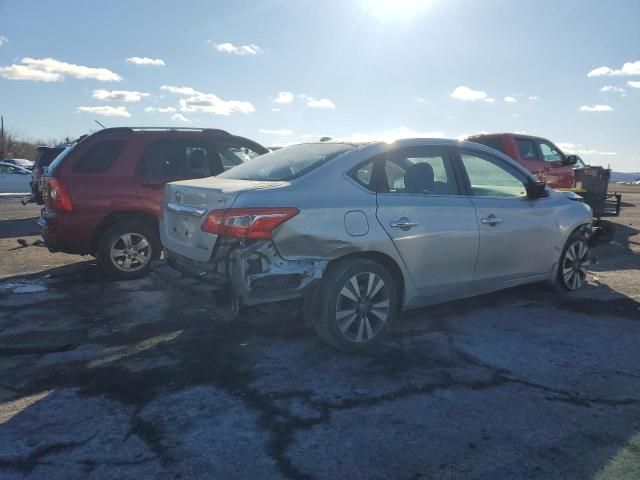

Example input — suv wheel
[313,258,398,352]
[552,231,590,291]
[97,221,160,280]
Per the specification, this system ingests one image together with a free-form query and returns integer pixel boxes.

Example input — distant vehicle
[39,127,268,279]
[0,162,32,193]
[466,133,578,189]
[156,139,592,351]
[31,145,68,204]
[3,158,34,170]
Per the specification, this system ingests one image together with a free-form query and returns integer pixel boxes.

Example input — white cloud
[77,105,130,117]
[125,56,165,66]
[160,85,200,96]
[628,81,640,89]
[303,96,336,109]
[0,35,7,46]
[557,142,617,156]
[412,96,426,103]
[0,64,61,81]
[504,96,517,103]
[179,93,255,115]
[579,104,613,112]
[599,85,626,93]
[273,91,294,104]
[160,85,254,115]
[92,89,149,102]
[587,61,640,77]
[259,128,294,136]
[450,85,490,102]
[171,113,190,123]
[0,57,121,82]
[214,42,263,56]
[144,106,177,113]
[271,107,281,112]
[528,95,540,101]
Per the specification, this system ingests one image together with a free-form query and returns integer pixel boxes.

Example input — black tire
[97,220,160,280]
[551,230,590,292]
[313,258,398,352]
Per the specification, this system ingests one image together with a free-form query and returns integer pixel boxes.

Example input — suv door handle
[141,182,163,190]
[480,215,502,226]
[390,218,419,230]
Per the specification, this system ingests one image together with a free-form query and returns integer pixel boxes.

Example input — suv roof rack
[92,127,231,135]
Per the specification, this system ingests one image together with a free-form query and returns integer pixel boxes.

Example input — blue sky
[0,0,639,171]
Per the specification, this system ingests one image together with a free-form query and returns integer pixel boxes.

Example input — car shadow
[591,221,640,272]
[0,217,40,239]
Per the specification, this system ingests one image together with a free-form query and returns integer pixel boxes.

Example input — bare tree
[0,129,47,161]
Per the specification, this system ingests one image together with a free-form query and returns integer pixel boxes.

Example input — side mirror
[563,154,579,166]
[526,180,548,199]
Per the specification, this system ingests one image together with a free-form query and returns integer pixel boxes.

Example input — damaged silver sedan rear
[156,139,592,351]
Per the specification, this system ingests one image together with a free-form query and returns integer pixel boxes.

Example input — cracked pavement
[0,190,639,479]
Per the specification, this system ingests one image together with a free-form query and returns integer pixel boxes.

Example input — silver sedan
[158,139,592,351]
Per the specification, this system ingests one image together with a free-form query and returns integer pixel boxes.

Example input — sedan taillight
[201,208,299,239]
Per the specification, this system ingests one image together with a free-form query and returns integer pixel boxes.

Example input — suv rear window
[218,143,354,181]
[73,140,125,173]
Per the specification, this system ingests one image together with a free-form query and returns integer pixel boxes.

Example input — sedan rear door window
[382,147,459,195]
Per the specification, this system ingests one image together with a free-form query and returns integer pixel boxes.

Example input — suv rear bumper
[38,210,95,254]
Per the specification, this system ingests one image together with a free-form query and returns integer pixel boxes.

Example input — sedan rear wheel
[335,272,390,343]
[313,258,398,351]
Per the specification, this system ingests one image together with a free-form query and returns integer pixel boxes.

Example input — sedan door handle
[480,215,502,226]
[390,218,419,230]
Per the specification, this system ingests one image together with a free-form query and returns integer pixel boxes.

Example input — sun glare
[360,0,433,21]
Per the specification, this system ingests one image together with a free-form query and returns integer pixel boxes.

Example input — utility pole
[1,116,4,160]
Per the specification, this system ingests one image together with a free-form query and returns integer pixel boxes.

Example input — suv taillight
[201,208,299,239]
[48,178,73,212]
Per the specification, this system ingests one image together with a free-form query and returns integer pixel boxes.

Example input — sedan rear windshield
[218,143,355,181]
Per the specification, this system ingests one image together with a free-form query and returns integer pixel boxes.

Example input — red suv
[467,133,578,189]
[40,127,267,279]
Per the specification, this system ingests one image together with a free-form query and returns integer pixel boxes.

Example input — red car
[467,133,578,189]
[40,127,267,279]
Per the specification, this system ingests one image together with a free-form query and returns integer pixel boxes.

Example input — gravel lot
[1,187,639,479]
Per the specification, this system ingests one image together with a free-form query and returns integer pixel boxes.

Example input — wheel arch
[90,210,159,255]
[327,250,406,310]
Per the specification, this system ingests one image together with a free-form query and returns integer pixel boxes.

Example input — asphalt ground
[0,186,639,479]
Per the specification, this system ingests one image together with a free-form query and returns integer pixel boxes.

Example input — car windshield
[218,143,355,181]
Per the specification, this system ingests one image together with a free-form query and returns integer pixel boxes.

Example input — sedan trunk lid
[161,177,284,261]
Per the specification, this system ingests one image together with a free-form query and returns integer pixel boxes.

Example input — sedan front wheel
[553,231,590,291]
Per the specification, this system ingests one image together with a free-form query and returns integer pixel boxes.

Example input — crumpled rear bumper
[153,239,328,312]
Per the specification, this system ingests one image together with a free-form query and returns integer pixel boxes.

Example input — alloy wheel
[562,240,589,290]
[110,233,151,272]
[335,272,390,343]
